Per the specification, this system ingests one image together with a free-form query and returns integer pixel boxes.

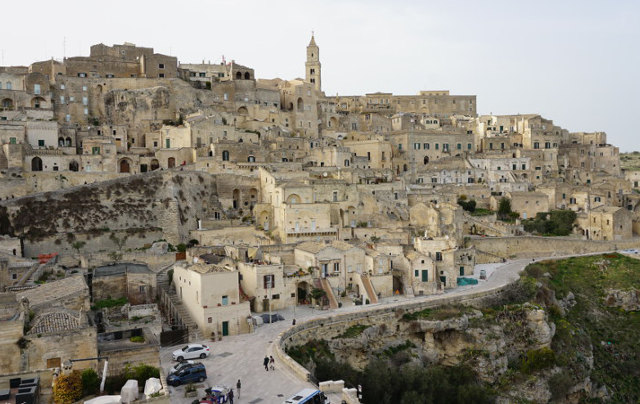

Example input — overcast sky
[2,0,639,151]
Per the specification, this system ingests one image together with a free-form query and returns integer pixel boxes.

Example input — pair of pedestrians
[263,355,275,371]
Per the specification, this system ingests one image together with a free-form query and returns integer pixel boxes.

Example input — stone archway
[31,157,43,171]
[119,159,131,173]
[150,159,160,171]
[297,281,310,304]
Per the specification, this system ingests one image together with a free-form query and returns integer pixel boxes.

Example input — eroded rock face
[604,288,640,311]
[526,306,555,347]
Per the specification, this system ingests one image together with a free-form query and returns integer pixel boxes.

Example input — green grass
[402,305,473,321]
[92,297,128,310]
[470,208,493,216]
[334,324,370,339]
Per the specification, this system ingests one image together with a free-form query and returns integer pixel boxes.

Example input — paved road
[159,256,565,404]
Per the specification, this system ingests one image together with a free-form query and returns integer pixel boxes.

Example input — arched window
[244,72,250,80]
[65,137,72,147]
[344,159,350,167]
[222,150,229,161]
[248,156,255,162]
[235,71,242,80]
[423,156,429,165]
[58,137,65,147]
[297,98,304,111]
[403,164,408,172]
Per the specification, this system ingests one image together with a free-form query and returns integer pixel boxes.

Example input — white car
[172,344,210,361]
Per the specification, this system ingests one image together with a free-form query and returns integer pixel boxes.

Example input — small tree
[71,241,86,255]
[81,368,100,397]
[310,288,326,304]
[54,370,82,404]
[497,197,512,220]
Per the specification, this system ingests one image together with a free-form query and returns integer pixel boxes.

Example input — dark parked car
[260,313,285,323]
[166,363,207,386]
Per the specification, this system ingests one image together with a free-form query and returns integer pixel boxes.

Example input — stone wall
[99,343,160,375]
[26,326,98,372]
[0,171,221,252]
[468,236,640,263]
[0,317,23,373]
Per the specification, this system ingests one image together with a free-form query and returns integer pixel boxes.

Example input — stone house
[173,262,251,337]
[92,263,156,305]
[579,206,633,241]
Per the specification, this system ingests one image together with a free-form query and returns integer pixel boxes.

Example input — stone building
[172,262,251,337]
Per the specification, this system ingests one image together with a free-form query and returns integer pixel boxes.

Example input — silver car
[172,344,210,361]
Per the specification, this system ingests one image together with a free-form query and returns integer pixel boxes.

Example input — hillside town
[0,36,638,404]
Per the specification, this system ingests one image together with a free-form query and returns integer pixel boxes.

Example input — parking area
[160,305,319,404]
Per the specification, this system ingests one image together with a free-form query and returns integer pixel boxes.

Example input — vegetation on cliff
[287,253,640,403]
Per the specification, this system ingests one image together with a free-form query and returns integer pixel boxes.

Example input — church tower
[305,33,321,92]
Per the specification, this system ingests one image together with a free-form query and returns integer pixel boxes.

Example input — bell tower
[305,33,321,92]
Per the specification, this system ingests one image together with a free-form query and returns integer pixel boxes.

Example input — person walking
[236,380,241,398]
[263,355,270,371]
[228,388,234,404]
[269,355,275,371]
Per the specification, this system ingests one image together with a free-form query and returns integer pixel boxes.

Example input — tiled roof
[28,311,81,335]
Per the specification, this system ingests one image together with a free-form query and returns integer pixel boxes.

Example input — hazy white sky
[2,0,639,150]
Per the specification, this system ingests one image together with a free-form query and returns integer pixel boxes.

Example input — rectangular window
[435,252,442,261]
[92,146,100,155]
[222,295,228,305]
[272,294,280,300]
[159,73,165,78]
[159,64,165,69]
[413,143,420,150]
[333,262,340,272]
[414,270,419,277]
[457,143,462,150]
[65,114,71,122]
[82,85,87,91]
[263,275,274,289]
[38,139,45,147]
[435,143,439,150]
[34,84,41,94]
[9,137,16,144]
[467,143,472,150]
[421,270,429,282]
[60,96,65,103]
[82,96,88,105]
[60,84,65,90]
[424,143,429,149]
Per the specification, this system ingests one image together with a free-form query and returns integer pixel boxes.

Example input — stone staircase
[156,264,201,341]
[360,274,379,304]
[166,289,202,341]
[319,278,339,309]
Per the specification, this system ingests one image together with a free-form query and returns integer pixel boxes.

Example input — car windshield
[181,346,189,351]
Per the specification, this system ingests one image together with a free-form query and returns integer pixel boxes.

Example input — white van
[283,388,329,404]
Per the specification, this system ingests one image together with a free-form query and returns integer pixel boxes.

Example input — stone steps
[166,289,201,341]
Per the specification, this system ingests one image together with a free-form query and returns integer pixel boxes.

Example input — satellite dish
[323,172,328,177]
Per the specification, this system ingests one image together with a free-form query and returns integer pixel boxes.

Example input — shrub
[129,335,145,343]
[549,372,573,400]
[54,370,83,404]
[521,347,556,373]
[92,297,128,309]
[81,368,100,397]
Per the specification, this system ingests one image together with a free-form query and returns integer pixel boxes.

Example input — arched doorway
[297,281,310,304]
[31,97,45,109]
[150,159,160,171]
[69,161,79,172]
[297,98,304,111]
[168,157,175,168]
[31,157,43,171]
[424,156,429,165]
[232,189,240,209]
[222,150,229,161]
[247,156,255,162]
[393,275,404,296]
[258,210,270,231]
[119,159,131,173]
[1,98,13,110]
